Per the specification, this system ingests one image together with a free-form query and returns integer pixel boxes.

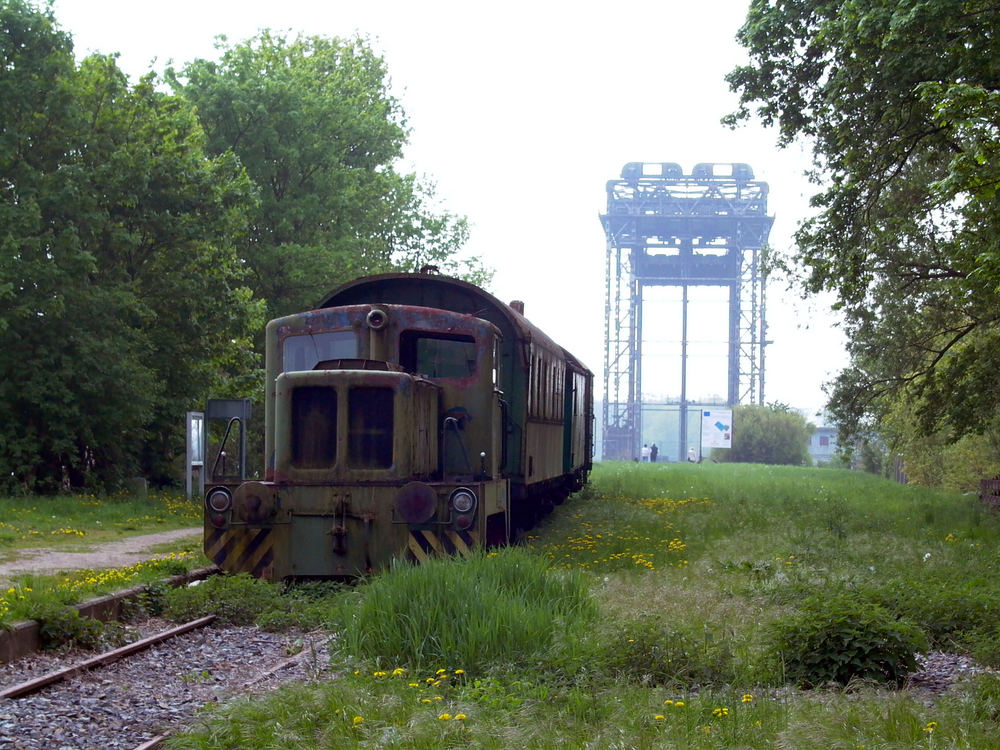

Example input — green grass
[1,540,205,627]
[0,490,201,555]
[0,490,206,627]
[164,461,1000,749]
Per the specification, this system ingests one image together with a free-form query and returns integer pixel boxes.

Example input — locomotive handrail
[497,394,511,472]
[443,416,473,475]
[211,417,242,480]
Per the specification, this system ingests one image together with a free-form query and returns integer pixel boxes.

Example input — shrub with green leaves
[161,574,344,630]
[769,593,927,687]
[597,616,735,687]
[33,603,132,651]
[162,573,285,625]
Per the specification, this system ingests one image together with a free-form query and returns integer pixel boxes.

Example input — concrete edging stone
[0,566,218,664]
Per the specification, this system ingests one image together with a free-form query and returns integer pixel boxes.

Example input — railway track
[0,617,332,749]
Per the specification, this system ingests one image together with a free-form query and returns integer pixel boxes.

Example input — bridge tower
[600,162,774,461]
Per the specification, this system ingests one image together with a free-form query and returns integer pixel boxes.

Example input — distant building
[808,426,839,464]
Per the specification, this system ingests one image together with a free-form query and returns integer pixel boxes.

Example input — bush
[162,573,285,625]
[33,603,132,651]
[769,593,927,687]
[596,616,735,687]
[874,578,1000,650]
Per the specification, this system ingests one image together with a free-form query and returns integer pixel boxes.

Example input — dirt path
[0,527,202,584]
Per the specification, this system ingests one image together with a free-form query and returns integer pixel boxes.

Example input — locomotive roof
[317,272,567,358]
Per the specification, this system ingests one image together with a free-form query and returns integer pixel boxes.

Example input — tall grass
[168,461,1000,749]
[340,548,595,670]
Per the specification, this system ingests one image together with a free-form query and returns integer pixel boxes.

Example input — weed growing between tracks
[164,462,1000,748]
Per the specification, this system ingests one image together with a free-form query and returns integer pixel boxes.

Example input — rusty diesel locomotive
[204,273,593,579]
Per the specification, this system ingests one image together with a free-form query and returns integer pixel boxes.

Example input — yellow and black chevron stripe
[407,528,479,563]
[205,527,274,579]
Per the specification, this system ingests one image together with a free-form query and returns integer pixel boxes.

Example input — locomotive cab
[205,302,510,578]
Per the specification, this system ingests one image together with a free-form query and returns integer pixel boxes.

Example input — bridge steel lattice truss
[600,162,775,461]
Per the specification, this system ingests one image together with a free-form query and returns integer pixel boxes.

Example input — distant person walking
[649,443,658,463]
[641,444,651,462]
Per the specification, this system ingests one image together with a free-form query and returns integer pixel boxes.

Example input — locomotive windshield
[290,386,337,468]
[400,331,476,379]
[283,330,357,372]
[348,386,394,468]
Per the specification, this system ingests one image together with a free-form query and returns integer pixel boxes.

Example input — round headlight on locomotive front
[450,487,477,514]
[206,488,232,513]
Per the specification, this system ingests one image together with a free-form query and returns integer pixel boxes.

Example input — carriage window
[348,387,394,468]
[291,386,337,468]
[283,330,357,372]
[400,332,476,379]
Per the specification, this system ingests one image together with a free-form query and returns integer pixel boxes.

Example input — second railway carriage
[204,272,593,579]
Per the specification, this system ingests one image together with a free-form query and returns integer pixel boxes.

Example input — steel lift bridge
[600,162,774,461]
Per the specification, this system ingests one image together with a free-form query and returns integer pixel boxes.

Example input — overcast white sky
[53,0,848,418]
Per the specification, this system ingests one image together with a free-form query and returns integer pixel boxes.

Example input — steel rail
[0,615,217,700]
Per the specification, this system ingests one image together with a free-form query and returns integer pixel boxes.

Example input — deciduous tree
[713,403,814,466]
[167,31,482,320]
[0,0,261,490]
[726,0,1000,446]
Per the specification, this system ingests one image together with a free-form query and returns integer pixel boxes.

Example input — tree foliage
[727,0,1000,448]
[167,31,483,319]
[1,4,483,492]
[0,0,261,491]
[713,404,814,466]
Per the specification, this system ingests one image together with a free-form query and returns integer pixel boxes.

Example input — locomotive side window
[291,386,337,468]
[283,330,357,372]
[348,387,394,468]
[400,332,476,379]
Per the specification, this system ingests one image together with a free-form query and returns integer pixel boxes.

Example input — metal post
[679,283,689,463]
[185,411,204,500]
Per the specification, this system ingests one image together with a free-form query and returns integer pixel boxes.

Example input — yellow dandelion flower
[422,699,432,704]
[742,693,754,703]
[655,714,665,721]
[439,713,452,721]
[436,668,447,675]
[675,701,685,708]
[663,700,674,706]
[454,669,464,675]
[352,716,364,725]
[392,668,406,676]
[455,713,467,720]
[712,707,730,717]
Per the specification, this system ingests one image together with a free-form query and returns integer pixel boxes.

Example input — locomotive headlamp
[206,488,232,513]
[366,308,389,330]
[450,487,477,514]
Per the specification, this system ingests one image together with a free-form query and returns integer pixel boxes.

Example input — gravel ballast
[0,620,332,749]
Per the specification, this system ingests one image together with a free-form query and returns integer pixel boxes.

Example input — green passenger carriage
[204,272,593,579]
